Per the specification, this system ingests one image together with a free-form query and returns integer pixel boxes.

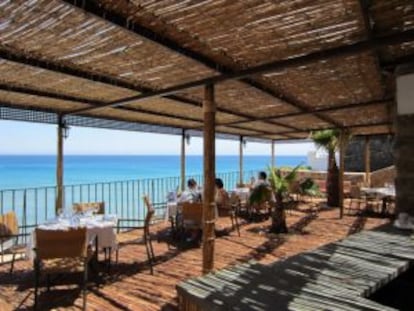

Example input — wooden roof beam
[61,0,340,127]
[68,29,414,114]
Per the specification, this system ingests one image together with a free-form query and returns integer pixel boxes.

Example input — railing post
[181,129,186,191]
[339,130,348,218]
[364,136,371,187]
[56,115,65,215]
[239,136,244,185]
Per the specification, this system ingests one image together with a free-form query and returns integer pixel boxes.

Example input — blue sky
[0,120,315,155]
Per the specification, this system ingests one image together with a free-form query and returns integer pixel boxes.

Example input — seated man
[178,178,201,203]
[177,178,202,243]
[248,172,274,219]
[215,178,230,216]
[253,171,270,188]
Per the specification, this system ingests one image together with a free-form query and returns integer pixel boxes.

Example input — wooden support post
[271,140,275,168]
[339,131,346,218]
[202,84,216,275]
[181,129,186,191]
[239,136,244,185]
[364,136,371,187]
[56,116,64,215]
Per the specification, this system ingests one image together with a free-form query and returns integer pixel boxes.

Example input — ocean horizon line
[0,154,309,157]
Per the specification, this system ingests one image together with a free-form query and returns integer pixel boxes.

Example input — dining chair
[217,193,240,236]
[179,202,203,246]
[73,202,105,215]
[347,185,363,215]
[33,227,93,311]
[115,195,155,274]
[0,211,27,273]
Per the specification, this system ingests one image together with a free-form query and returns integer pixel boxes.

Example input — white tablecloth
[361,187,395,198]
[231,187,251,202]
[27,215,118,259]
[165,202,178,221]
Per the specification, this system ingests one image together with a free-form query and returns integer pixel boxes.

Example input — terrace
[0,202,390,310]
[1,0,414,310]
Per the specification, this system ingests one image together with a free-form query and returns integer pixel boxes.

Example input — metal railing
[0,169,259,242]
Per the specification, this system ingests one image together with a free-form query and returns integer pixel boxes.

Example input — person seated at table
[215,178,230,212]
[248,171,274,219]
[253,171,270,188]
[178,178,201,203]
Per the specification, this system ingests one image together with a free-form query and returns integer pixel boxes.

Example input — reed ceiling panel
[0,60,138,101]
[214,126,263,137]
[285,132,311,139]
[96,0,367,67]
[90,107,202,129]
[177,81,300,118]
[127,97,246,124]
[237,121,293,134]
[262,53,384,110]
[0,90,86,112]
[350,125,393,136]
[270,115,331,131]
[371,0,414,34]
[323,103,392,126]
[264,134,298,141]
[0,0,217,89]
[378,41,414,63]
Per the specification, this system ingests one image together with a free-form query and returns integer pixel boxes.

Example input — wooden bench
[177,224,414,311]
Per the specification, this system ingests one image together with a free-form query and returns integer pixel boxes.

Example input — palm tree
[249,165,300,233]
[268,165,300,233]
[310,129,346,207]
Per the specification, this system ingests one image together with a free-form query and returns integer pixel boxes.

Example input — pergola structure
[1,0,413,274]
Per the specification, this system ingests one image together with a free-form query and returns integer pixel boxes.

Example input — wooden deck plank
[177,223,409,311]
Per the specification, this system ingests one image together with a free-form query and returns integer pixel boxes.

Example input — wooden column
[56,116,64,215]
[271,140,275,168]
[338,131,346,218]
[239,136,244,185]
[364,136,371,187]
[180,129,186,191]
[202,84,216,275]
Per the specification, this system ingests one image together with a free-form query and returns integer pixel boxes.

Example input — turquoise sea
[0,155,307,190]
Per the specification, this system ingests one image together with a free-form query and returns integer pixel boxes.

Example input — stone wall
[281,169,365,193]
[370,166,396,187]
[395,115,414,215]
[345,135,394,172]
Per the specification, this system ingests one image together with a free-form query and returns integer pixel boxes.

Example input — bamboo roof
[0,0,413,141]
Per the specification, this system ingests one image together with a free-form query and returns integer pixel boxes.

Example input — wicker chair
[33,227,93,311]
[0,211,27,273]
[217,193,240,236]
[115,196,155,274]
[178,202,203,246]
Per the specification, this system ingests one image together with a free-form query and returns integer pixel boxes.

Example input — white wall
[397,72,414,115]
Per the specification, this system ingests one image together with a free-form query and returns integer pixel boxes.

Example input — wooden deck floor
[0,201,390,310]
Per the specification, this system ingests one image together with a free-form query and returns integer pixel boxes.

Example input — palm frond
[310,129,341,152]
